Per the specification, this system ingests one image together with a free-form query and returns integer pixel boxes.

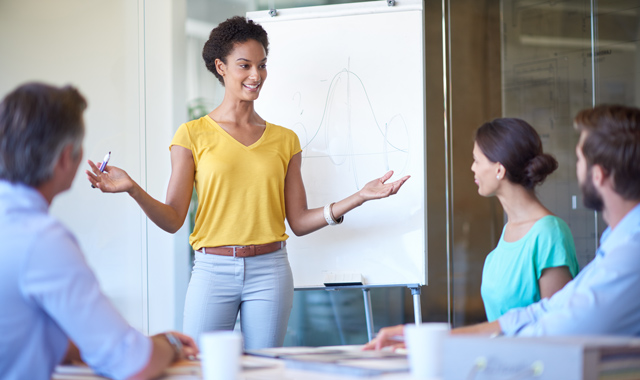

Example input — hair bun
[475,118,558,189]
[524,153,558,188]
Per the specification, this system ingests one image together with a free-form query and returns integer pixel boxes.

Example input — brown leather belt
[198,241,285,258]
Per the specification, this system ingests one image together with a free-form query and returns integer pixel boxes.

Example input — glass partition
[500,0,640,270]
[501,0,597,268]
[446,0,640,328]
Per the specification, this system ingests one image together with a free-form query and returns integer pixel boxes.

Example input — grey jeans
[182,247,294,349]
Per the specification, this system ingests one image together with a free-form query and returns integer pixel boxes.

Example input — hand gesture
[362,324,406,351]
[169,331,199,360]
[85,159,135,193]
[359,171,410,202]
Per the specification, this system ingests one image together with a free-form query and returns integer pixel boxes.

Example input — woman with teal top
[471,118,580,322]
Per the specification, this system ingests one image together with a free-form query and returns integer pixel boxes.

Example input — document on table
[246,345,409,376]
[245,345,352,358]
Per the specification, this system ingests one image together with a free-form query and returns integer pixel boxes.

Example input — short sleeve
[287,128,302,159]
[22,223,151,380]
[533,217,579,279]
[169,123,192,151]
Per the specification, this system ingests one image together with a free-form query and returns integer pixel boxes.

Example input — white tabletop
[53,352,415,380]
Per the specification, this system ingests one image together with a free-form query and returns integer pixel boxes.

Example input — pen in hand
[91,151,111,188]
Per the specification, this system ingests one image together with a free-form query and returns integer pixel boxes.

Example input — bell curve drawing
[249,0,426,288]
[291,58,411,191]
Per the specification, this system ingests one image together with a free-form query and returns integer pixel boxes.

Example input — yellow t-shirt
[170,115,302,250]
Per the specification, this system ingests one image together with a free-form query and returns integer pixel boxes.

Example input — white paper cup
[200,331,243,380]
[404,322,450,379]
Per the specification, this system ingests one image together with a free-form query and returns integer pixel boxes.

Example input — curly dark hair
[202,16,269,86]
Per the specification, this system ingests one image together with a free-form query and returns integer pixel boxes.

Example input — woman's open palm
[359,171,410,201]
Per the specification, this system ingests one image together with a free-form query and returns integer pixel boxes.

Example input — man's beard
[581,168,604,212]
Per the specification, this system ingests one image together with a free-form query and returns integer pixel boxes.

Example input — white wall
[0,0,189,333]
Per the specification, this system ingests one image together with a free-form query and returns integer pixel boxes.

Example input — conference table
[54,335,638,379]
[53,346,415,380]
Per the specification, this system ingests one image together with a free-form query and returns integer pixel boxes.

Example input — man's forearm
[452,320,502,336]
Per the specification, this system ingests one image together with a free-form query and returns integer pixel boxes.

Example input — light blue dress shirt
[499,203,640,336]
[0,180,151,380]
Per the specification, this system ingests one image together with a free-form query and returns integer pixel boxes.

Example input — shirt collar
[0,180,49,214]
[597,203,640,257]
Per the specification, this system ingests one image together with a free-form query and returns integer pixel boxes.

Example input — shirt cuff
[498,299,548,336]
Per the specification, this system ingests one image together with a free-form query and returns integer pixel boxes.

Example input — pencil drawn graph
[289,59,410,190]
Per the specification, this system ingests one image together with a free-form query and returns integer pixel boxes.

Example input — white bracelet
[323,203,344,226]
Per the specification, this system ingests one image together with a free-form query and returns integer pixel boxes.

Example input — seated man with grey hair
[0,82,198,380]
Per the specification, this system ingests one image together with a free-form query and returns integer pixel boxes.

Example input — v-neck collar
[205,115,268,150]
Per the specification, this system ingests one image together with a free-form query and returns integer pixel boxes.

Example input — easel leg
[411,286,422,324]
[362,288,374,341]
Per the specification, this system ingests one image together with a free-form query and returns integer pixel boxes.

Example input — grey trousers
[182,247,294,349]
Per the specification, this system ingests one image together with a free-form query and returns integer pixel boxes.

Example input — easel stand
[296,284,422,341]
